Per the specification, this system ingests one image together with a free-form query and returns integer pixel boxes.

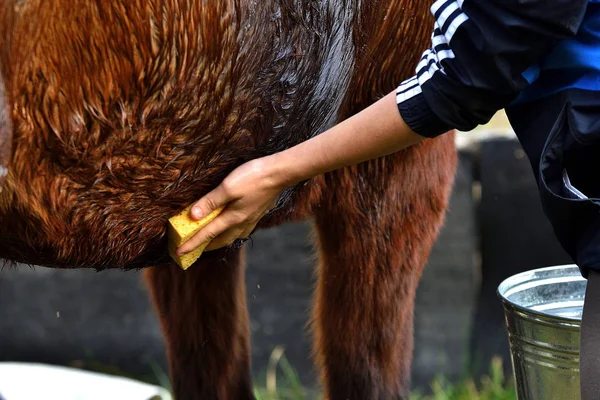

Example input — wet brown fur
[0,1,457,399]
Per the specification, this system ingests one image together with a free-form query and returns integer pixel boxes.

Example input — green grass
[251,347,517,400]
[410,357,517,400]
[253,346,314,400]
[71,346,517,400]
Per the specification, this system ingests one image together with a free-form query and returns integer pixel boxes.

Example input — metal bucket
[497,264,586,400]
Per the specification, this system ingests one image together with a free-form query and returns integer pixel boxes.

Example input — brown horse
[0,1,457,399]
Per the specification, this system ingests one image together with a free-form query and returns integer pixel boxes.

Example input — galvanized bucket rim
[497,263,584,323]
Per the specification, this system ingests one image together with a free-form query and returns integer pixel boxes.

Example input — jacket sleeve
[397,0,589,137]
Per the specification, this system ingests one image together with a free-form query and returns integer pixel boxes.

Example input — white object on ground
[0,362,172,400]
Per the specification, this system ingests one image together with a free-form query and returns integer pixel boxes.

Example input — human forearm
[267,90,424,187]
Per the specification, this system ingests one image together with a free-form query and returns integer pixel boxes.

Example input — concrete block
[0,266,167,380]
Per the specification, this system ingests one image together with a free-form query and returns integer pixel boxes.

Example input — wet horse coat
[0,1,457,399]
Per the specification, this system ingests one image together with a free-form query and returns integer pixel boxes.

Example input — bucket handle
[580,270,600,399]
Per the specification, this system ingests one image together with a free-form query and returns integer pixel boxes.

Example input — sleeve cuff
[396,86,453,138]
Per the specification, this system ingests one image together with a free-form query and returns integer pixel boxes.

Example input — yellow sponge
[167,205,224,270]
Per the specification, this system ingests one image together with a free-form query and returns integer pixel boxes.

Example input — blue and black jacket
[397,0,600,277]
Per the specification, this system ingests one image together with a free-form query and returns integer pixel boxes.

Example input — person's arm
[175,91,421,255]
[268,91,423,188]
[176,0,589,256]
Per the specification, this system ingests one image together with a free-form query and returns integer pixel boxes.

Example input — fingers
[177,209,259,255]
[204,228,246,251]
[176,209,241,255]
[190,184,232,221]
[198,203,274,252]
[204,225,256,251]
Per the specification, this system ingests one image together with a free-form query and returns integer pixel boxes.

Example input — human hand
[175,157,291,256]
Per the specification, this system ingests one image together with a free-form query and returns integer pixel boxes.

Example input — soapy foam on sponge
[167,205,224,270]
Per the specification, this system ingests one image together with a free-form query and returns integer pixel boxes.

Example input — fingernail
[191,207,202,219]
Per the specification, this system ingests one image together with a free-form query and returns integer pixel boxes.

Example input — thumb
[190,184,230,221]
